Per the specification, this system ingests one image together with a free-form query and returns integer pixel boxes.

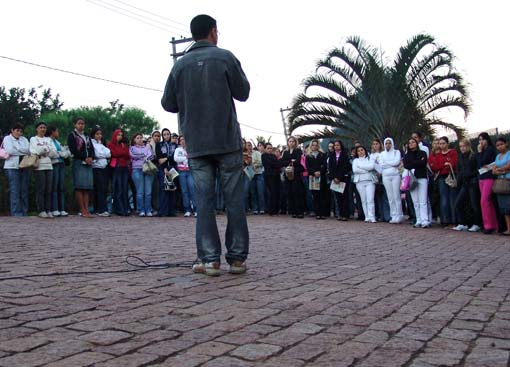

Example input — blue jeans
[438,176,458,224]
[132,168,154,214]
[112,166,129,215]
[51,162,66,212]
[178,170,196,213]
[250,174,265,212]
[5,168,29,216]
[215,172,224,211]
[189,150,249,264]
[375,184,391,222]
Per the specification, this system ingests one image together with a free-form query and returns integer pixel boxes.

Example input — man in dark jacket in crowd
[161,14,250,276]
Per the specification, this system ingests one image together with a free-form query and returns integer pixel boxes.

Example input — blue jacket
[161,41,250,158]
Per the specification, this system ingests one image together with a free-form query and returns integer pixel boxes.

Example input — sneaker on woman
[468,225,481,232]
[453,224,468,231]
[184,211,191,217]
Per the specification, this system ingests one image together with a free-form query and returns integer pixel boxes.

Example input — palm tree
[287,34,470,146]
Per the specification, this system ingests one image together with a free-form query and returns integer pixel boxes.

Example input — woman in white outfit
[380,137,404,223]
[352,146,377,223]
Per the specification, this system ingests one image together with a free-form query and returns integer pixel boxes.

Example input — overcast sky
[1,0,508,144]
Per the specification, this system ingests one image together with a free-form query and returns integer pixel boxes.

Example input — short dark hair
[496,137,507,144]
[73,116,85,125]
[190,14,216,41]
[10,123,24,132]
[35,121,46,129]
[45,125,57,137]
[264,142,273,149]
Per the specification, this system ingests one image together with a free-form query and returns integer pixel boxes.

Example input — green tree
[287,34,470,147]
[0,86,62,135]
[41,104,159,143]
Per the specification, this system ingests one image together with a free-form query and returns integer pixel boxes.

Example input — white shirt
[92,139,111,169]
[2,134,30,169]
[29,136,58,170]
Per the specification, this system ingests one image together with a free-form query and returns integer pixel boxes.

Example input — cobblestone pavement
[1,215,510,367]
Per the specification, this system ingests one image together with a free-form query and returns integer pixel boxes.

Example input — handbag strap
[448,164,456,180]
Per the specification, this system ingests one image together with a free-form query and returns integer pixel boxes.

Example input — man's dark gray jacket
[161,41,250,158]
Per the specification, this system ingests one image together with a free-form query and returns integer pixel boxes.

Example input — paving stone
[230,343,282,361]
[79,330,132,345]
[1,216,510,367]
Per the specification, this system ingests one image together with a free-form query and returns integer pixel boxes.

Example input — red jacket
[107,129,130,168]
[429,149,458,176]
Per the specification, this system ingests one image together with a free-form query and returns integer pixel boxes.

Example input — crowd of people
[0,118,195,219]
[249,132,509,236]
[1,120,509,236]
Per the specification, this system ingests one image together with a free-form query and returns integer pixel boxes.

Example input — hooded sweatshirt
[379,138,402,177]
[107,129,130,168]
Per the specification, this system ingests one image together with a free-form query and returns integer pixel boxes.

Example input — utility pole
[280,107,291,141]
[169,37,193,134]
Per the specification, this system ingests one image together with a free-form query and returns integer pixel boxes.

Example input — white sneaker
[38,211,49,218]
[98,212,111,217]
[47,212,54,218]
[52,211,61,217]
[193,212,197,217]
[146,212,153,217]
[468,225,481,232]
[453,224,468,231]
[60,211,69,216]
[184,211,191,217]
[139,212,145,217]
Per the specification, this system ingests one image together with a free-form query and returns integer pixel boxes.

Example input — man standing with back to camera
[161,14,250,276]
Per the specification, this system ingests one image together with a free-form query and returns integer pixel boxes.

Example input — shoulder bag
[142,159,158,175]
[445,165,457,188]
[0,141,10,160]
[19,154,39,169]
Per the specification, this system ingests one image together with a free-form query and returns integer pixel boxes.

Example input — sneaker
[146,212,153,217]
[259,211,265,215]
[98,212,111,217]
[192,262,221,276]
[253,211,259,215]
[52,211,61,217]
[60,211,69,217]
[38,211,49,218]
[139,212,146,217]
[369,219,377,223]
[47,212,54,218]
[193,212,197,217]
[421,223,431,228]
[184,211,191,217]
[413,223,422,228]
[453,224,468,231]
[229,260,247,275]
[468,225,481,232]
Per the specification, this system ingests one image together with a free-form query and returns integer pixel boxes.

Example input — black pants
[34,170,53,213]
[333,190,349,219]
[265,175,280,215]
[93,167,109,213]
[455,179,482,226]
[286,178,305,215]
[311,184,330,217]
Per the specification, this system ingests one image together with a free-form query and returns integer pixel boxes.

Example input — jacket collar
[187,40,216,53]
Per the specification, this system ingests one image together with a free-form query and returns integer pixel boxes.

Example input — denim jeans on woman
[250,173,265,213]
[112,166,129,215]
[132,168,154,214]
[454,178,481,226]
[438,176,458,225]
[51,162,66,213]
[178,170,196,213]
[189,150,249,265]
[4,168,29,216]
[34,169,53,213]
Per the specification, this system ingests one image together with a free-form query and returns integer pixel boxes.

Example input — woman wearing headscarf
[380,137,404,223]
[107,129,130,216]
